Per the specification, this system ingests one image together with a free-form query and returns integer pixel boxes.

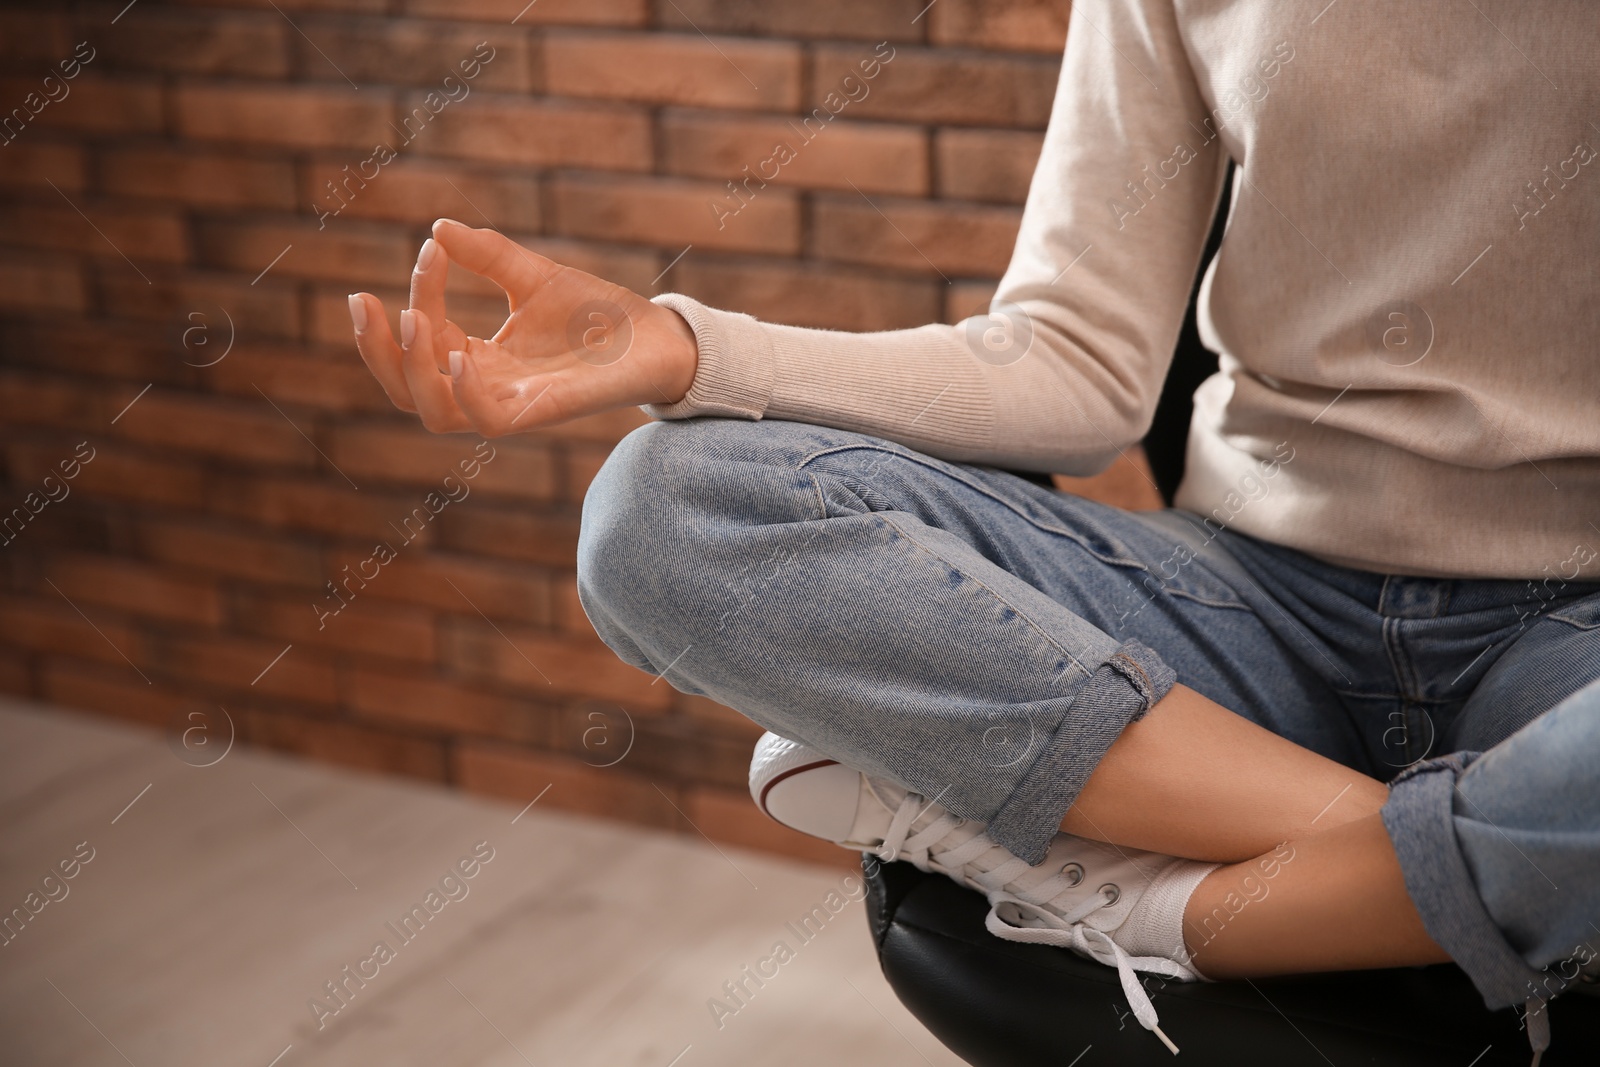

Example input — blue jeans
[576,416,1600,1013]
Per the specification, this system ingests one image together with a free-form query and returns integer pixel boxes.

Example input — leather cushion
[864,856,1600,1066]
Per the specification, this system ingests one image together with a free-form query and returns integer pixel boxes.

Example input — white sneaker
[751,732,1217,1054]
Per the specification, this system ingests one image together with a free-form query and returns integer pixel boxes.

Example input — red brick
[113,389,319,468]
[325,424,555,501]
[551,573,593,638]
[0,199,187,264]
[929,0,1072,55]
[408,94,650,170]
[550,173,799,254]
[324,548,552,625]
[0,648,30,698]
[0,370,103,431]
[232,585,437,663]
[98,267,303,342]
[101,146,297,210]
[945,279,998,323]
[453,741,681,830]
[561,443,610,503]
[545,31,800,111]
[592,710,750,786]
[173,83,393,149]
[206,344,394,417]
[345,666,553,742]
[440,618,673,710]
[0,74,165,137]
[244,711,447,782]
[935,128,1046,203]
[660,111,928,196]
[812,194,1021,276]
[398,0,646,25]
[0,11,70,62]
[671,256,939,331]
[809,46,1059,128]
[302,158,540,230]
[41,658,191,733]
[0,319,194,388]
[43,552,224,626]
[685,786,855,867]
[0,252,85,314]
[434,508,579,567]
[8,441,204,509]
[658,0,925,42]
[194,217,412,289]
[0,140,85,192]
[139,517,325,588]
[163,0,386,11]
[294,19,536,92]
[144,631,338,705]
[207,476,424,541]
[0,598,146,671]
[94,9,290,76]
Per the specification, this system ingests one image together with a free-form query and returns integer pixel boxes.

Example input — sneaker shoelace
[875,789,1187,1054]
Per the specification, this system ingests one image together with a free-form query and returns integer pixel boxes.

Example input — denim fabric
[577,417,1600,1009]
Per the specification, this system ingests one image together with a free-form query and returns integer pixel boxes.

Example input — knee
[575,417,820,645]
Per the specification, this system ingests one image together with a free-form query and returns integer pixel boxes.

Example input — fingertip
[347,293,368,333]
[448,349,464,379]
[433,218,469,238]
[416,238,441,272]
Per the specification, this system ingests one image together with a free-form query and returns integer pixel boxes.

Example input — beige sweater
[647,0,1599,580]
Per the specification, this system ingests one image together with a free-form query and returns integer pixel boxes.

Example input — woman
[348,1,1599,1059]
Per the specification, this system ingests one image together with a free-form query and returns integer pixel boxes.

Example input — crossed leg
[1060,682,1444,976]
[576,416,1598,1003]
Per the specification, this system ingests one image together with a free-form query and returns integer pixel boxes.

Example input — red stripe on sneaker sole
[756,759,839,821]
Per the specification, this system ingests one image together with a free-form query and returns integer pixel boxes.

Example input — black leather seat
[862,856,1600,1066]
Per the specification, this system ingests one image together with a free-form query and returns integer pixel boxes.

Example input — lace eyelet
[1099,883,1120,906]
[1059,862,1084,886]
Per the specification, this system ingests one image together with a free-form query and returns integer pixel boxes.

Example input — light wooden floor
[0,698,965,1067]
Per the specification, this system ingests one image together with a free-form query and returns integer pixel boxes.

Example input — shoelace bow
[875,791,1186,1055]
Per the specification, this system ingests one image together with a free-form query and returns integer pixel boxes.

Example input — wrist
[660,306,699,404]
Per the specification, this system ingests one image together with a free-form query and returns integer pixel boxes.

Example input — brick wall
[0,0,1153,867]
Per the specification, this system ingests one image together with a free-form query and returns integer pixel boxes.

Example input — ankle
[1181,842,1299,976]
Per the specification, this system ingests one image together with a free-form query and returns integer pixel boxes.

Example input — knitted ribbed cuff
[642,293,776,421]
[986,640,1178,865]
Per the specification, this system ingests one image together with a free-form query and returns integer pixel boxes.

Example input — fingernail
[347,294,367,333]
[448,349,464,379]
[400,308,416,348]
[416,238,439,272]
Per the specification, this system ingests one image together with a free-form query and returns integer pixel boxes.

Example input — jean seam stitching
[797,442,1148,570]
[874,512,1102,685]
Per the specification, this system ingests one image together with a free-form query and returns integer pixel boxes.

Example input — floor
[0,697,965,1067]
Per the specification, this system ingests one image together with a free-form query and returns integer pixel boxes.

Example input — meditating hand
[347,218,698,436]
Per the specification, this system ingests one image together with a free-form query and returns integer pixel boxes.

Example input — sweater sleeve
[644,0,1229,476]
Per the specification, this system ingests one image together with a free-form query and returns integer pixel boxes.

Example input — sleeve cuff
[641,293,777,421]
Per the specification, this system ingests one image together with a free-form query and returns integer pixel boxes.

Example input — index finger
[431,218,558,305]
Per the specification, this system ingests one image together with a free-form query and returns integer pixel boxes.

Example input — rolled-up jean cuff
[986,639,1177,865]
[1381,753,1553,1010]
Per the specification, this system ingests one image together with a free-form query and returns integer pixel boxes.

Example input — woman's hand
[348,218,698,436]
